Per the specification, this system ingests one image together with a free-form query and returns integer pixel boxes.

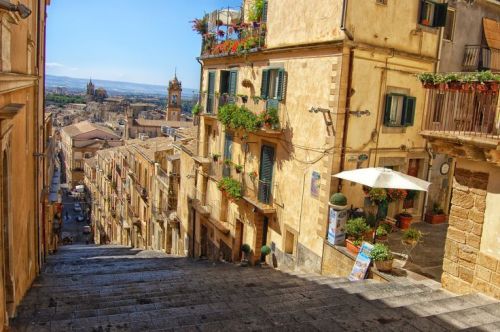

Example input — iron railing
[423,88,499,138]
[463,45,500,72]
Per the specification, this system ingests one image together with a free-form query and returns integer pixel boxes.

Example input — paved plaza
[10,245,500,332]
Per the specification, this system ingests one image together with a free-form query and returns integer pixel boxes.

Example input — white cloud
[46,62,65,68]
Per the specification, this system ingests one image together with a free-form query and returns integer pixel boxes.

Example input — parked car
[82,225,91,234]
[76,215,84,222]
[73,203,82,212]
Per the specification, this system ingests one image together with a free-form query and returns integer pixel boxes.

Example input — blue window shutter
[223,134,233,177]
[229,70,238,96]
[383,94,393,126]
[261,69,269,99]
[258,145,275,204]
[207,72,216,114]
[262,0,268,23]
[403,96,416,127]
[433,3,448,27]
[277,68,287,101]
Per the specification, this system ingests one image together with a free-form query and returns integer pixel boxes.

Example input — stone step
[403,293,498,317]
[373,288,456,308]
[430,303,500,329]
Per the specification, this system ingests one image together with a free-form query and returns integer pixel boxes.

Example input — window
[206,71,216,114]
[443,8,455,41]
[285,229,295,255]
[219,70,238,104]
[383,94,416,127]
[261,68,287,102]
[223,133,233,178]
[419,0,447,28]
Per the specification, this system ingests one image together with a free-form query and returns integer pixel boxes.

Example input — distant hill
[45,75,199,98]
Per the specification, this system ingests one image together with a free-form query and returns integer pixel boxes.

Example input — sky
[46,0,242,89]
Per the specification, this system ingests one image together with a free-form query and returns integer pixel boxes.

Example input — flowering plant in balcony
[249,170,258,181]
[259,107,280,130]
[367,188,387,204]
[249,0,265,22]
[217,177,243,201]
[191,17,208,35]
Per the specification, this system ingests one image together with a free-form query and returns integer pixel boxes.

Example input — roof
[61,120,121,139]
[134,118,195,128]
[126,136,175,161]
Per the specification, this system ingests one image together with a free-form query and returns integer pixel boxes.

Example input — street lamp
[0,1,32,19]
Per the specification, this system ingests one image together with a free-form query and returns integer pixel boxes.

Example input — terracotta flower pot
[374,259,393,272]
[449,81,461,91]
[345,239,360,255]
[398,215,413,230]
[425,213,447,224]
[364,229,374,241]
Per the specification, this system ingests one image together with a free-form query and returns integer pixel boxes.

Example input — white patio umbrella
[333,167,431,243]
[333,167,430,192]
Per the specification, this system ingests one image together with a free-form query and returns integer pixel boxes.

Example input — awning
[483,18,500,49]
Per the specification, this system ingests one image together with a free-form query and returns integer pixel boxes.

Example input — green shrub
[248,0,265,21]
[329,193,347,206]
[402,228,422,243]
[217,104,261,132]
[241,244,251,254]
[345,218,370,240]
[376,226,388,237]
[261,245,271,256]
[369,244,393,261]
[191,103,201,115]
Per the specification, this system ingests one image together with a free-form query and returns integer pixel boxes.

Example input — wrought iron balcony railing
[463,45,500,72]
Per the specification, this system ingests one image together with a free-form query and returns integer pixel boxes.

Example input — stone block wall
[442,168,500,299]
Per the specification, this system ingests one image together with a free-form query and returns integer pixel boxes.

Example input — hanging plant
[387,189,408,202]
[217,177,243,201]
[234,164,243,173]
[242,79,252,88]
[249,171,258,180]
[368,188,387,204]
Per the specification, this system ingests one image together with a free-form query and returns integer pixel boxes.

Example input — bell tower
[166,72,182,121]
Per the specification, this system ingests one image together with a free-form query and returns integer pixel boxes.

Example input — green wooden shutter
[261,69,269,99]
[207,72,216,114]
[383,94,393,126]
[258,145,275,204]
[403,96,416,126]
[229,70,238,96]
[433,3,448,27]
[223,133,233,177]
[262,0,268,23]
[277,68,287,101]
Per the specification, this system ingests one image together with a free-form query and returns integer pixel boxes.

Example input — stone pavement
[10,245,500,332]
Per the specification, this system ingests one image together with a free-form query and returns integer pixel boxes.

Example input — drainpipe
[423,143,433,216]
[340,0,353,41]
[337,48,354,192]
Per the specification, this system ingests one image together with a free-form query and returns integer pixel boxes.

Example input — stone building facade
[188,0,440,273]
[60,121,122,188]
[0,0,51,329]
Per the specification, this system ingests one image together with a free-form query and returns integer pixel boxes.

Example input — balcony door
[258,145,275,204]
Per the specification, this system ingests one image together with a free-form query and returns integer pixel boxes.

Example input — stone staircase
[10,245,500,331]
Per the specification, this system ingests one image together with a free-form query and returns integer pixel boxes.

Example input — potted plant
[375,225,389,241]
[237,94,248,103]
[260,244,271,264]
[370,243,394,272]
[329,192,347,210]
[425,202,447,224]
[234,164,243,174]
[242,79,252,88]
[402,228,422,246]
[259,107,280,130]
[345,217,370,254]
[217,177,243,201]
[249,171,258,181]
[346,239,362,255]
[191,103,201,116]
[241,243,251,266]
[367,188,387,205]
[212,153,221,162]
[224,159,233,167]
[397,212,413,230]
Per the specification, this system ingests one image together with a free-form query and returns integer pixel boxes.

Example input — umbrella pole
[372,203,380,244]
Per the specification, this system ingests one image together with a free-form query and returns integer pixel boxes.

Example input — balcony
[463,46,500,72]
[420,87,500,165]
[195,7,266,59]
[243,179,276,214]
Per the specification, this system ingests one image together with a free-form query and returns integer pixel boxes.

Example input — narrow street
[10,245,500,332]
[60,190,91,245]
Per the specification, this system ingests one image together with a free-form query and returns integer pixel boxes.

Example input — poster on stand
[348,242,374,281]
[327,206,347,246]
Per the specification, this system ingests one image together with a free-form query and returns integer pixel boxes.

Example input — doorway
[234,220,244,262]
[200,225,208,258]
[260,217,269,262]
[2,151,14,316]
